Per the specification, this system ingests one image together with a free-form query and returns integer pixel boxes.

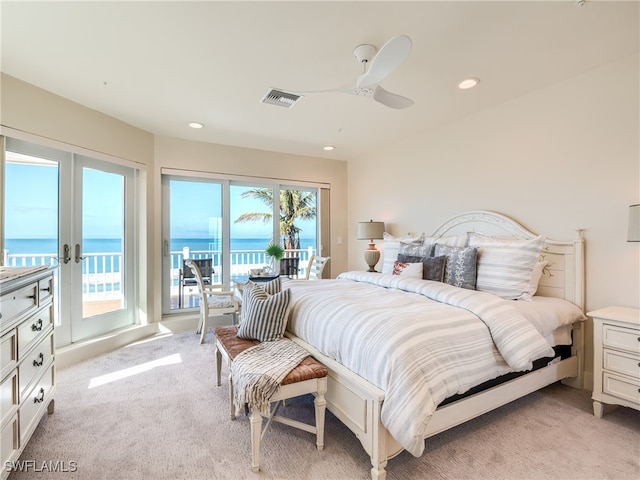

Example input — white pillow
[381,232,424,274]
[469,234,545,301]
[392,261,423,278]
[528,261,548,297]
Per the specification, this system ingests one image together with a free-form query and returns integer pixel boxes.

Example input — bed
[283,211,585,480]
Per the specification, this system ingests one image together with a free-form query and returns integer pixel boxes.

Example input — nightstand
[588,306,640,417]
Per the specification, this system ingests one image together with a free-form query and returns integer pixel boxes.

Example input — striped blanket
[286,272,556,457]
[231,338,310,416]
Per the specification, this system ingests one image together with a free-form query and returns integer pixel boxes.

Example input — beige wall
[151,135,349,319]
[347,54,640,387]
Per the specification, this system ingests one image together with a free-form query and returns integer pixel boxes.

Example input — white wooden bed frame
[286,211,585,480]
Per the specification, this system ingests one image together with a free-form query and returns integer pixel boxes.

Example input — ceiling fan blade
[373,85,414,109]
[357,35,412,88]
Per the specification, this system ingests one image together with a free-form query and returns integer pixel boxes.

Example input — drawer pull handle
[40,287,51,292]
[34,387,45,404]
[27,294,37,300]
[33,353,44,367]
[31,319,43,332]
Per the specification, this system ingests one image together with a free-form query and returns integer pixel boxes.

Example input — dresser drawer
[603,371,640,405]
[17,306,53,359]
[1,330,17,381]
[602,324,640,354]
[38,276,54,306]
[0,283,38,329]
[1,371,18,427]
[19,363,54,445]
[603,348,640,378]
[19,333,54,400]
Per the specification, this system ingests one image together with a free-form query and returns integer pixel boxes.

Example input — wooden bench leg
[229,374,236,420]
[315,377,327,451]
[250,409,262,473]
[215,345,222,387]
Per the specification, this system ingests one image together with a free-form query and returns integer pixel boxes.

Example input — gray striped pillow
[246,277,281,295]
[237,282,291,342]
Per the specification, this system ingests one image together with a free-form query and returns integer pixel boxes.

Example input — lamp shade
[628,204,640,242]
[357,221,385,240]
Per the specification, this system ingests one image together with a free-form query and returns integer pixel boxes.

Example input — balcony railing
[4,247,315,309]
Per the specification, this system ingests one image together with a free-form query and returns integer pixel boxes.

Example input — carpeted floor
[8,330,640,480]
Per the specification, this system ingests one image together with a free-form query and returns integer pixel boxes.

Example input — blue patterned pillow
[237,282,291,342]
[434,245,478,290]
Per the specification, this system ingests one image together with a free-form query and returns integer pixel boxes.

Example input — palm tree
[234,189,316,250]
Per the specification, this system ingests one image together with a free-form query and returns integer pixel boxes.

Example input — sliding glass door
[161,172,321,315]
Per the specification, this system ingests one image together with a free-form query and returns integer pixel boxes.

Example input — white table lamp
[357,220,385,272]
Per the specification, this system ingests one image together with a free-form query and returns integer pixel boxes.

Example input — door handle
[75,244,86,263]
[58,244,71,264]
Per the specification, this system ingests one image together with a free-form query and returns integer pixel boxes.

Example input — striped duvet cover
[285,272,555,457]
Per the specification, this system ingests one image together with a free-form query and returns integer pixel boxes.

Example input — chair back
[279,257,300,278]
[185,259,209,315]
[306,255,330,280]
[183,258,213,283]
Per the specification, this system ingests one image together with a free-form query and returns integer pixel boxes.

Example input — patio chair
[179,258,213,308]
[279,257,300,278]
[305,255,330,280]
[185,259,239,344]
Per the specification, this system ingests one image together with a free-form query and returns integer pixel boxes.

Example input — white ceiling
[1,1,638,161]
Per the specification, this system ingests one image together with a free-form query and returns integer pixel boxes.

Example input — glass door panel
[167,178,222,311]
[279,187,318,278]
[81,167,125,318]
[71,157,136,342]
[230,185,274,283]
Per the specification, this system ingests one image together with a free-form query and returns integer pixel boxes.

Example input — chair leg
[250,408,262,473]
[199,316,207,344]
[314,380,327,451]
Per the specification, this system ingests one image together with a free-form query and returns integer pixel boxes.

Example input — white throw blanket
[231,338,310,416]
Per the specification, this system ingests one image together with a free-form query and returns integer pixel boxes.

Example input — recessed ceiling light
[189,122,204,129]
[323,145,335,151]
[458,78,480,90]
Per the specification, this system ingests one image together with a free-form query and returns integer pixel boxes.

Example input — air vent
[261,89,302,108]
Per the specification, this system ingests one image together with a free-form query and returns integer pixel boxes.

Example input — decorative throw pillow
[237,282,291,342]
[392,261,423,278]
[381,232,424,274]
[397,254,447,282]
[245,277,281,295]
[434,245,478,290]
[468,234,545,301]
[398,242,432,258]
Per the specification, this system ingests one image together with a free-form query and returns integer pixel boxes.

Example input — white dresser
[1,266,56,479]
[589,306,640,418]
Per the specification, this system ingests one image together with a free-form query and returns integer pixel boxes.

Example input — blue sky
[6,163,315,241]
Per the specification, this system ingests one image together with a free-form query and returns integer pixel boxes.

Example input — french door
[3,138,137,347]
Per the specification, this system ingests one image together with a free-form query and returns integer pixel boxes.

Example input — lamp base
[363,244,380,272]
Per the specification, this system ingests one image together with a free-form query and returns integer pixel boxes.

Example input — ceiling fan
[295,34,414,109]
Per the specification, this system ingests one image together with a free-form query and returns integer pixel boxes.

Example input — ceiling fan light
[458,78,480,90]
